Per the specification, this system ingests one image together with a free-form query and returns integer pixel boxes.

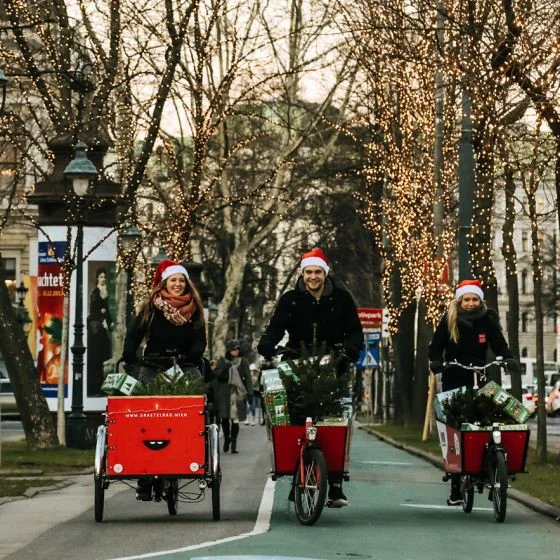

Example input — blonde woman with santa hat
[257,247,363,508]
[122,259,206,376]
[428,278,518,505]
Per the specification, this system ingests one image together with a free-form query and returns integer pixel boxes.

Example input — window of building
[1,257,17,303]
[0,143,17,195]
[521,312,528,332]
[521,347,528,357]
[521,231,528,252]
[521,270,528,294]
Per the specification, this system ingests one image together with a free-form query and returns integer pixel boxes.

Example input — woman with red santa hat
[122,259,207,501]
[428,278,519,505]
[123,259,206,370]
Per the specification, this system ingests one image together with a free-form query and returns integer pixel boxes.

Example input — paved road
[2,424,559,560]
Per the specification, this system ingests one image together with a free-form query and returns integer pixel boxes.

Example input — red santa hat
[300,247,329,275]
[455,279,484,301]
[153,259,189,288]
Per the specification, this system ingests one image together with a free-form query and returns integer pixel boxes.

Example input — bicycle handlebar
[442,359,507,372]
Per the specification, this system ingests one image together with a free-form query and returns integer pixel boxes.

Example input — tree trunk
[211,242,250,358]
[413,298,433,427]
[501,156,522,399]
[0,268,58,449]
[529,194,548,463]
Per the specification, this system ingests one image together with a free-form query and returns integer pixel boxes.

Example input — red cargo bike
[94,394,221,522]
[436,361,530,522]
[268,418,353,525]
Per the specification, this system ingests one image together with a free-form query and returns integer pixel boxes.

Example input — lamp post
[64,142,99,449]
[14,281,32,333]
[120,226,142,331]
[0,69,8,113]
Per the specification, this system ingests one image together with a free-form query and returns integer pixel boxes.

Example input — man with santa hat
[258,247,363,508]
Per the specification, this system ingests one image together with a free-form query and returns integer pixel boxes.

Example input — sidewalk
[362,424,560,523]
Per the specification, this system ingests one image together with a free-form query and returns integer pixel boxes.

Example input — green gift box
[502,396,530,423]
[101,373,138,395]
[477,381,509,405]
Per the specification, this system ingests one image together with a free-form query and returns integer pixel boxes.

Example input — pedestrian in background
[213,339,252,453]
[245,363,262,426]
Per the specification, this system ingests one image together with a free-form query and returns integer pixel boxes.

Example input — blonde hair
[447,297,487,343]
[139,276,206,329]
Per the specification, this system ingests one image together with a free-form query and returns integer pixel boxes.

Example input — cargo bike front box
[94,395,221,522]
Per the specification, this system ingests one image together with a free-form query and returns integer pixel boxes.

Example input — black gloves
[429,360,443,373]
[505,358,521,373]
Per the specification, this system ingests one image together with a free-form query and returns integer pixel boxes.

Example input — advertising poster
[37,241,68,398]
[86,261,116,397]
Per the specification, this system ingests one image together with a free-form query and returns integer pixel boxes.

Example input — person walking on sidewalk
[213,339,252,453]
[245,363,262,426]
[257,247,363,507]
[428,278,519,506]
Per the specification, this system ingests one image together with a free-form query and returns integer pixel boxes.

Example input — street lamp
[14,280,32,334]
[0,69,8,113]
[64,142,99,449]
[120,226,142,329]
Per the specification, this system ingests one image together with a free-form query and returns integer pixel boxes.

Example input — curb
[0,467,93,506]
[0,479,75,506]
[360,425,560,523]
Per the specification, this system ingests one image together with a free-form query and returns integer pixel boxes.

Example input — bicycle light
[306,426,317,441]
[492,423,501,444]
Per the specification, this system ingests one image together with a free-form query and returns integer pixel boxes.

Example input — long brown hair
[139,276,206,329]
[447,297,487,343]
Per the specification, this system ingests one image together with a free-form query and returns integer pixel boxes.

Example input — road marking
[106,477,276,560]
[400,503,493,511]
[356,460,413,466]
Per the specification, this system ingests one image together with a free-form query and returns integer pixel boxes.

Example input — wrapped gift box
[101,373,138,395]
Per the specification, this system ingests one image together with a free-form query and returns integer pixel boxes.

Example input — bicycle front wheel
[294,447,327,526]
[490,450,508,523]
[461,475,474,513]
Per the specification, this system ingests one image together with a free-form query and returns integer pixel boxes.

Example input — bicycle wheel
[211,466,222,521]
[294,447,327,526]
[461,475,474,513]
[490,450,508,523]
[166,479,179,516]
[94,473,105,522]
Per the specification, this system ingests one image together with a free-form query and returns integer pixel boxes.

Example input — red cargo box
[106,395,206,477]
[441,425,529,475]
[271,423,351,476]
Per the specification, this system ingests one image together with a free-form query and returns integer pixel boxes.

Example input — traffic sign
[358,347,379,369]
[358,307,383,327]
[365,331,381,342]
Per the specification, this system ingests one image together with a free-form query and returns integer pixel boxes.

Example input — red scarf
[152,289,196,326]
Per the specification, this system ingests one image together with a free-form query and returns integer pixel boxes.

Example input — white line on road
[105,477,276,560]
[356,461,413,466]
[400,503,493,511]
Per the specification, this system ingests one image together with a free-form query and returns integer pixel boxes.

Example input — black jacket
[257,277,363,361]
[123,307,206,366]
[428,307,513,390]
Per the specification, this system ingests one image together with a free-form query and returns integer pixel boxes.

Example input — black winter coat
[428,307,513,391]
[123,307,207,366]
[257,277,363,362]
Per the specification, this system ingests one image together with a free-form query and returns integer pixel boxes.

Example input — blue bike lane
[109,425,560,560]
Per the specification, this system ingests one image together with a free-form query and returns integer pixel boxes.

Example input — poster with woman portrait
[86,261,116,397]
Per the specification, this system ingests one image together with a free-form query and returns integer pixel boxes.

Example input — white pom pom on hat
[153,259,189,288]
[455,279,484,301]
[300,247,329,275]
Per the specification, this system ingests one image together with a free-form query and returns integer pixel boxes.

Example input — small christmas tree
[280,342,349,425]
[133,369,207,396]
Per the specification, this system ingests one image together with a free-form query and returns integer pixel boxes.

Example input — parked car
[521,387,537,417]
[546,382,560,417]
